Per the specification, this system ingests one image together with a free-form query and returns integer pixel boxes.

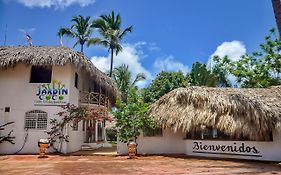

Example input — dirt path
[1,155,281,174]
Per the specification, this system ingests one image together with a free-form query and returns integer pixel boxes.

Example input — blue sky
[0,0,277,86]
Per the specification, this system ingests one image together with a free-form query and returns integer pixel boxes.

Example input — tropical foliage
[58,15,98,53]
[142,71,188,103]
[213,29,281,88]
[91,11,133,77]
[112,64,146,101]
[113,88,154,142]
[211,56,232,87]
[187,62,219,87]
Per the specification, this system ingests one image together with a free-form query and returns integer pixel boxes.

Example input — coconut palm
[58,15,99,53]
[91,11,133,77]
[112,64,145,101]
[272,0,281,35]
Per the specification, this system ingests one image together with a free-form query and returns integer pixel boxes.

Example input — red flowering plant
[47,103,111,153]
[87,107,112,122]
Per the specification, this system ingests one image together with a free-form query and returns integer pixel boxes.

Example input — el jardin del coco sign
[34,79,69,105]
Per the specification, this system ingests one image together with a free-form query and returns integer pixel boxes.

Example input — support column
[103,121,107,142]
[95,121,98,142]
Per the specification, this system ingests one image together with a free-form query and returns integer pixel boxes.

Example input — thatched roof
[0,46,117,96]
[149,86,281,141]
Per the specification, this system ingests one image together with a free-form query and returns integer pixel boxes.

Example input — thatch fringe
[0,46,117,96]
[148,86,281,141]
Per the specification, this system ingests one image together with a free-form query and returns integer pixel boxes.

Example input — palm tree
[112,64,145,101]
[272,0,281,35]
[58,15,99,53]
[91,11,133,77]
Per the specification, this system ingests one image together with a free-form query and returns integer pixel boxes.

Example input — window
[143,126,162,137]
[30,66,52,83]
[75,73,78,88]
[4,107,10,112]
[25,110,47,130]
[185,126,273,141]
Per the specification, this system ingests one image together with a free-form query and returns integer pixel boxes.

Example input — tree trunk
[81,44,84,53]
[109,48,114,77]
[272,0,281,36]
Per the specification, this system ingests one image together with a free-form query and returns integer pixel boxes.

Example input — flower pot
[38,139,49,158]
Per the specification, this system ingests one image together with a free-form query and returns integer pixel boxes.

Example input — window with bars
[25,110,48,130]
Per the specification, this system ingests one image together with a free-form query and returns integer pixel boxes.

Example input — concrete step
[81,145,94,151]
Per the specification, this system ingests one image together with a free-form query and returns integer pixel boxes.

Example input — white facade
[0,63,109,154]
[117,129,281,161]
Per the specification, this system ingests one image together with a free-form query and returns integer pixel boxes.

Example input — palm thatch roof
[148,86,281,141]
[0,46,117,96]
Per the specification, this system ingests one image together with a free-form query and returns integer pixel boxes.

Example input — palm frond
[87,38,109,47]
[131,73,146,86]
[71,15,82,24]
[85,27,93,38]
[58,28,76,38]
[119,26,133,39]
[115,44,123,55]
[92,19,107,34]
[73,40,80,49]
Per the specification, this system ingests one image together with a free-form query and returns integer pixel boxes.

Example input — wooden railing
[79,91,109,108]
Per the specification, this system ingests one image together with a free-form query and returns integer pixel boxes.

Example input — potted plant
[113,88,154,158]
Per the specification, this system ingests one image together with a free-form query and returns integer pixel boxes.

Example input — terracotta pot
[127,141,138,159]
[38,139,49,158]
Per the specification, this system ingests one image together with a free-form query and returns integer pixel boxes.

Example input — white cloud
[91,43,153,88]
[208,41,247,86]
[148,43,160,51]
[16,0,95,9]
[208,40,246,68]
[153,56,189,74]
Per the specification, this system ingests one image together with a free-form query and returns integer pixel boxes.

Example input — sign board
[34,80,68,105]
[192,141,262,157]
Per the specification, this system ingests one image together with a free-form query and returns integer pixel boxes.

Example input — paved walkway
[70,146,117,156]
[1,155,281,174]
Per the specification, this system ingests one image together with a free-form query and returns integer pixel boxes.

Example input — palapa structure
[149,86,281,141]
[0,46,117,97]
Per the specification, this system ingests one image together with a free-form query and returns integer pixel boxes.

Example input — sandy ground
[1,155,281,175]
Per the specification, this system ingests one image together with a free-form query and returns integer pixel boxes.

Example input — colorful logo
[35,80,68,105]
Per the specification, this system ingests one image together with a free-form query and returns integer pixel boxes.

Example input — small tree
[114,88,154,143]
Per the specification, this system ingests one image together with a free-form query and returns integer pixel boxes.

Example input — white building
[118,86,281,161]
[0,46,117,154]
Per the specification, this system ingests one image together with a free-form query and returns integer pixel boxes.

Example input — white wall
[64,65,100,153]
[0,63,74,154]
[117,128,186,155]
[117,128,281,161]
[185,131,281,161]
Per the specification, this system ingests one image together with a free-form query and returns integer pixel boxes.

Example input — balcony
[79,91,110,108]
